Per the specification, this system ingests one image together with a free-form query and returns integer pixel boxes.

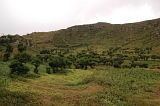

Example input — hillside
[1,18,160,106]
[24,18,160,53]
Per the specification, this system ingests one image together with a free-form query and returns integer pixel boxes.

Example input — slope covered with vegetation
[0,18,160,106]
[24,18,160,53]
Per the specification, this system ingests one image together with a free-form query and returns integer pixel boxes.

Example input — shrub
[49,56,67,73]
[17,43,26,53]
[46,67,52,74]
[14,53,31,63]
[31,58,41,74]
[139,63,148,68]
[3,52,11,62]
[9,61,30,75]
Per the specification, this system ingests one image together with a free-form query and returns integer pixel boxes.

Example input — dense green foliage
[14,53,31,63]
[31,58,41,74]
[3,52,11,61]
[9,61,30,75]
[18,43,26,53]
[5,44,13,53]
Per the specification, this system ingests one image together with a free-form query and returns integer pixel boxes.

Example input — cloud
[0,0,160,35]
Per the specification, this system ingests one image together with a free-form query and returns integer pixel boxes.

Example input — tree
[14,53,31,63]
[139,55,149,61]
[100,57,108,65]
[67,54,76,63]
[113,57,124,68]
[129,56,139,62]
[6,44,13,53]
[107,50,114,58]
[46,67,52,74]
[9,61,30,75]
[3,44,13,61]
[151,55,158,61]
[31,58,41,74]
[3,52,11,61]
[49,57,59,73]
[49,56,67,73]
[18,43,26,53]
[74,57,88,70]
[130,62,139,68]
[139,63,148,68]
[74,57,96,70]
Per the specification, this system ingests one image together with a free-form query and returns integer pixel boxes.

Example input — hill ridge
[6,18,160,53]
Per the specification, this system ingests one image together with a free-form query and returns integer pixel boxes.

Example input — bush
[31,58,41,74]
[49,56,66,73]
[17,43,26,53]
[113,57,124,68]
[139,63,148,68]
[9,61,30,75]
[122,64,131,69]
[46,67,52,74]
[3,52,11,62]
[14,53,31,63]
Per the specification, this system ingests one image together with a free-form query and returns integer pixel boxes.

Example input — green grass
[0,61,10,76]
[1,62,160,106]
[86,67,160,106]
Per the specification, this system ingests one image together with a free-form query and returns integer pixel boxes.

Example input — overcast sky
[0,0,160,35]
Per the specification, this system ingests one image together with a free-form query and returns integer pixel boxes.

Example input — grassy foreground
[1,62,160,106]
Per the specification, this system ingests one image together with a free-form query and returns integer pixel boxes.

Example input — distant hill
[23,18,160,53]
[1,18,160,53]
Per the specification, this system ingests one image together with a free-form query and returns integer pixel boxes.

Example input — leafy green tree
[139,63,148,68]
[67,54,76,63]
[40,49,51,54]
[9,61,30,75]
[46,67,52,74]
[18,43,26,53]
[74,57,88,69]
[88,58,96,69]
[129,56,139,62]
[6,44,13,53]
[122,64,131,69]
[131,62,139,68]
[113,57,124,68]
[49,56,67,73]
[14,53,31,63]
[65,59,72,68]
[100,57,113,66]
[31,58,41,74]
[49,57,58,73]
[100,57,108,65]
[3,52,11,61]
[151,55,158,61]
[75,57,96,70]
[3,44,13,61]
[139,55,149,61]
[107,50,114,58]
